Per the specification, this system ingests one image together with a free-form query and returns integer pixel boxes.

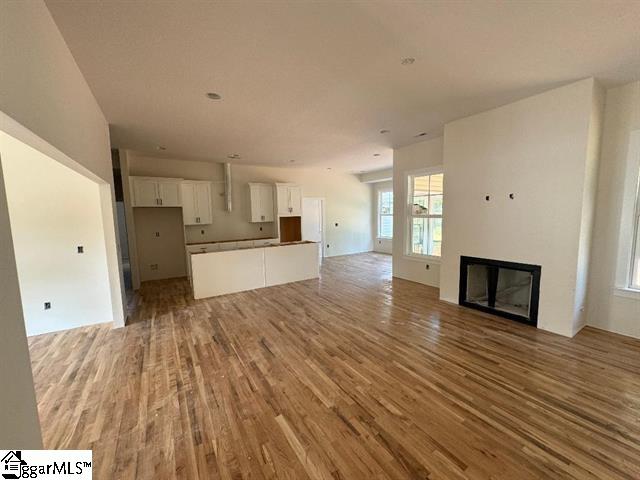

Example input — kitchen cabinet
[130,177,182,207]
[181,181,212,225]
[248,183,275,222]
[276,183,302,216]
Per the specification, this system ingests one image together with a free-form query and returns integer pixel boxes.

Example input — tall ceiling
[46,0,640,172]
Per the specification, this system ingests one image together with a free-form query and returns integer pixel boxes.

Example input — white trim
[402,254,441,264]
[613,286,640,300]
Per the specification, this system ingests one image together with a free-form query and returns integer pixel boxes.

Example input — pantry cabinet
[248,183,275,222]
[181,181,212,225]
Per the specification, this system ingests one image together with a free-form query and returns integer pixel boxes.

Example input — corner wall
[392,137,443,286]
[586,81,640,338]
[440,78,602,337]
[0,0,124,446]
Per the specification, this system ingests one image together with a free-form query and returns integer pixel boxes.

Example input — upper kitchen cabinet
[130,176,182,207]
[181,181,212,225]
[276,183,302,217]
[248,183,275,222]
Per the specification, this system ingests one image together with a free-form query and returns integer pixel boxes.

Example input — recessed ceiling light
[327,167,332,170]
[206,92,222,100]
[414,132,427,137]
[380,129,390,134]
[401,57,415,65]
[157,146,167,151]
[373,153,381,157]
[289,159,295,163]
[227,153,240,159]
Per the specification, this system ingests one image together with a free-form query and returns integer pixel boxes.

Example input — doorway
[302,197,325,262]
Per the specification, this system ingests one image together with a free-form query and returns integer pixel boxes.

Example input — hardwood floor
[28,253,640,479]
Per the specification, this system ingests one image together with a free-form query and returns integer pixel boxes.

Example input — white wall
[392,137,443,286]
[1,132,114,336]
[0,160,43,449]
[372,180,393,254]
[440,78,602,337]
[0,1,124,328]
[126,152,373,258]
[587,81,640,338]
[0,0,124,446]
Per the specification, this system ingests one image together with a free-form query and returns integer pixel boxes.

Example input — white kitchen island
[190,241,319,299]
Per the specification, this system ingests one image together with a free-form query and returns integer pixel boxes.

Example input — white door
[132,178,158,207]
[195,183,212,224]
[302,197,324,261]
[181,183,197,224]
[158,180,181,207]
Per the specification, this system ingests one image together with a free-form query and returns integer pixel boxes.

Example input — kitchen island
[189,241,319,299]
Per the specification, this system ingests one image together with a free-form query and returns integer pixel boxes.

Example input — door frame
[302,197,326,259]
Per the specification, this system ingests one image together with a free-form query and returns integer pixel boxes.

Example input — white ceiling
[46,0,640,172]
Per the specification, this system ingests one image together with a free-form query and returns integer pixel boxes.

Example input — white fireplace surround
[439,78,604,338]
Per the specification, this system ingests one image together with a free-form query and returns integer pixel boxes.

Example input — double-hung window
[407,171,443,257]
[630,170,640,289]
[378,190,393,239]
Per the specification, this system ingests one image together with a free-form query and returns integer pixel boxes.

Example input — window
[377,190,393,239]
[407,171,443,257]
[631,172,640,289]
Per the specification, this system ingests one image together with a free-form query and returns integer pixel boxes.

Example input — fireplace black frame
[459,256,541,326]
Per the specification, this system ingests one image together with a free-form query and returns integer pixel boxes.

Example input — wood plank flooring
[28,253,640,479]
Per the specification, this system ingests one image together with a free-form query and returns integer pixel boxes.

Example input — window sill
[613,287,640,300]
[403,254,441,264]
[376,237,392,241]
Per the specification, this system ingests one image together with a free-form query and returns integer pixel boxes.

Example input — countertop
[186,236,274,246]
[190,241,317,255]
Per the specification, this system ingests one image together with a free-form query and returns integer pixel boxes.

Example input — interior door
[195,183,212,224]
[158,180,181,207]
[302,197,324,261]
[180,182,197,224]
[132,178,158,207]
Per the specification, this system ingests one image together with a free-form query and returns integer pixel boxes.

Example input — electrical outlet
[150,264,158,270]
[259,226,263,231]
[201,230,205,235]
[77,246,84,253]
[155,232,160,237]
[44,302,51,310]
[425,264,430,270]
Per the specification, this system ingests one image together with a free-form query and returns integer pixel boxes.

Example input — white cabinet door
[289,186,302,216]
[181,183,197,225]
[260,185,275,222]
[249,184,261,222]
[131,178,159,207]
[157,180,181,207]
[276,185,290,216]
[195,183,212,224]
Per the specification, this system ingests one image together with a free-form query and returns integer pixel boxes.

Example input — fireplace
[459,256,541,326]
